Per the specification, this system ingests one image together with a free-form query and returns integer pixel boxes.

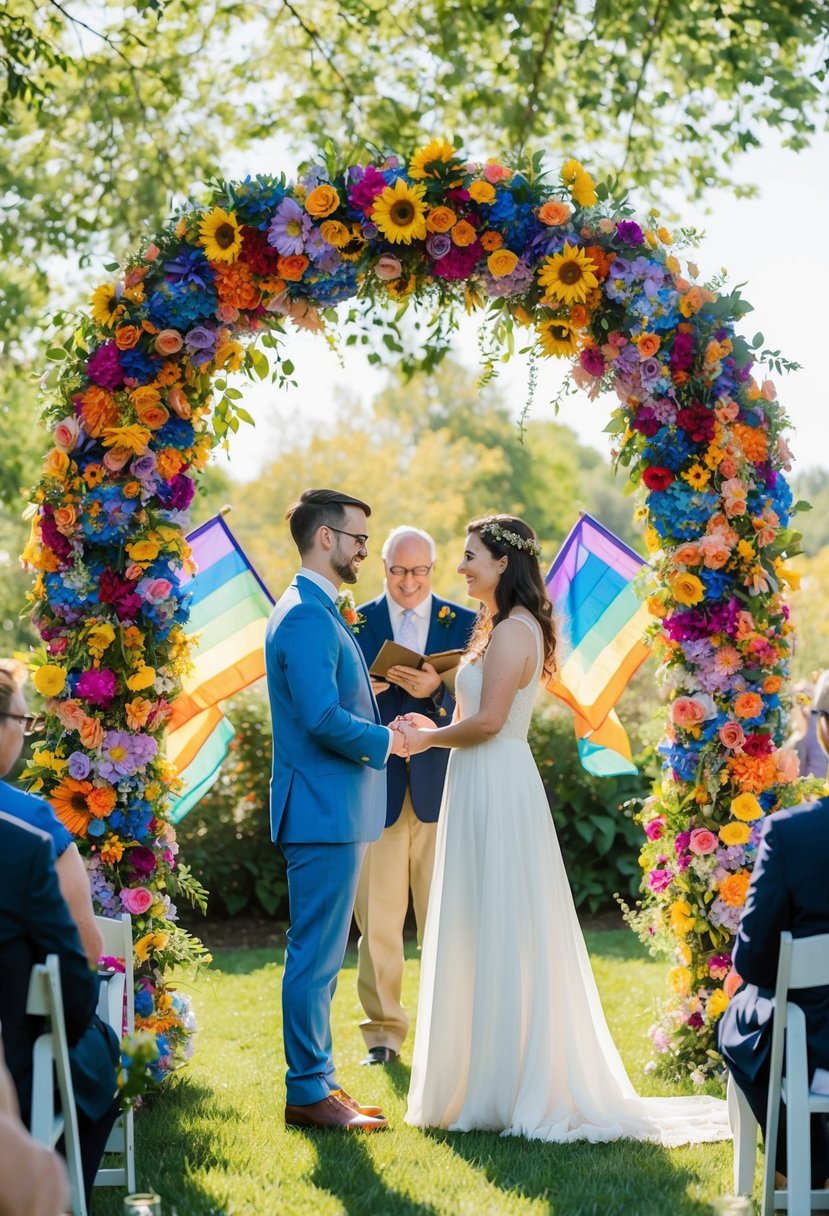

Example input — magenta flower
[87,341,124,390]
[120,886,154,916]
[644,817,665,841]
[432,241,482,281]
[648,868,674,893]
[348,165,388,215]
[579,346,606,377]
[616,220,644,247]
[76,667,118,707]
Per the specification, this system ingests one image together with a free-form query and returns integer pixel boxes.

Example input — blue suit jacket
[355,593,476,825]
[719,798,829,1085]
[0,811,118,1125]
[266,574,389,844]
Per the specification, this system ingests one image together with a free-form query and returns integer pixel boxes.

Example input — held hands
[389,712,437,756]
[386,661,442,699]
[388,723,409,757]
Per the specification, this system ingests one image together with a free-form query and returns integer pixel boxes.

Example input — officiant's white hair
[382,526,436,562]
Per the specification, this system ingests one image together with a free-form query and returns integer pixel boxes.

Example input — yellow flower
[719,821,752,846]
[537,242,599,305]
[736,539,755,562]
[34,664,66,697]
[669,900,695,936]
[468,181,496,204]
[707,989,729,1020]
[731,793,763,821]
[682,464,711,490]
[645,526,661,554]
[127,666,156,692]
[537,318,579,358]
[670,572,705,606]
[86,622,116,658]
[126,538,161,563]
[371,178,428,244]
[198,207,243,263]
[90,283,122,330]
[560,158,598,207]
[486,249,519,278]
[304,185,340,218]
[319,220,351,248]
[102,425,152,455]
[408,138,458,180]
[775,560,801,591]
[668,965,691,996]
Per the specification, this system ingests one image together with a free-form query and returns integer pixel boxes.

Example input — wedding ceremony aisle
[94,930,736,1216]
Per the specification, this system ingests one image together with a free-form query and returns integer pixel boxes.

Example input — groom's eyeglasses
[327,526,369,549]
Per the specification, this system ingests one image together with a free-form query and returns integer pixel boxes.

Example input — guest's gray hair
[381,526,437,563]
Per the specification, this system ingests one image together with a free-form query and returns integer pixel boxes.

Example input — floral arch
[22,140,814,1087]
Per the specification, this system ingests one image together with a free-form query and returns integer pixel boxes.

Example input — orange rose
[277,255,309,281]
[538,201,572,226]
[719,870,750,907]
[304,184,340,217]
[486,249,519,278]
[763,675,783,694]
[319,220,351,248]
[734,692,763,719]
[79,716,104,751]
[136,404,170,430]
[44,449,69,479]
[480,230,503,251]
[673,543,702,566]
[122,480,142,498]
[154,329,183,356]
[570,304,590,328]
[54,505,77,534]
[468,181,496,204]
[451,220,477,247]
[115,325,141,350]
[636,333,661,358]
[425,206,456,233]
[168,386,191,419]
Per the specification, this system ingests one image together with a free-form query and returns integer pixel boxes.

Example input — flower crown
[480,522,542,558]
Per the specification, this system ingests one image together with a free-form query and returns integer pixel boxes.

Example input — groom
[266,488,408,1131]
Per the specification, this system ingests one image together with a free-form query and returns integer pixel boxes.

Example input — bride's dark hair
[465,514,557,677]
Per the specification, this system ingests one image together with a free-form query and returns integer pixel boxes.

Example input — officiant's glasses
[0,712,45,736]
[327,526,369,550]
[388,564,433,577]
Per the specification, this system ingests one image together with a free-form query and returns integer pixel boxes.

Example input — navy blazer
[0,812,118,1124]
[355,594,476,825]
[718,798,829,1085]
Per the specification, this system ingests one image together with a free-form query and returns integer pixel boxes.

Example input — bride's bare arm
[400,619,536,752]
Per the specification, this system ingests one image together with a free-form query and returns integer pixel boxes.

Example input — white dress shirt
[385,591,433,655]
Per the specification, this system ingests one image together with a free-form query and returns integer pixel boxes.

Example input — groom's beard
[332,541,362,585]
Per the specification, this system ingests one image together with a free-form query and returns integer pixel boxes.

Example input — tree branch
[516,0,566,152]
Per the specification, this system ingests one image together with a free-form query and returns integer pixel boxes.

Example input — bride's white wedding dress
[405,614,730,1144]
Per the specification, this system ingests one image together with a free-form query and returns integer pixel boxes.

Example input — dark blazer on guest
[719,798,829,1088]
[0,811,118,1125]
[356,593,476,825]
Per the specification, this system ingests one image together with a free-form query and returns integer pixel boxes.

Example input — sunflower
[537,317,579,358]
[408,138,459,180]
[537,242,599,305]
[49,776,94,835]
[560,158,598,208]
[90,284,123,330]
[371,178,428,245]
[198,207,243,263]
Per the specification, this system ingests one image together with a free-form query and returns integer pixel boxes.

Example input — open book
[368,640,464,680]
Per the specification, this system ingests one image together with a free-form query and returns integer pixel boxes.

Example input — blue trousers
[280,841,366,1105]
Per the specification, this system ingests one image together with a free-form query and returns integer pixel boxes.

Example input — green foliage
[174,689,284,920]
[528,711,647,913]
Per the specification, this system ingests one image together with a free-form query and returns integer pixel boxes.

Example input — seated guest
[719,796,829,1188]
[0,660,102,965]
[0,671,120,1207]
[0,1034,68,1216]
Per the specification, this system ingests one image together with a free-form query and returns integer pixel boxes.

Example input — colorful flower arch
[22,139,819,1085]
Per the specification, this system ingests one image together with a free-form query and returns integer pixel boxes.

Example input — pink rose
[644,817,665,841]
[689,828,718,856]
[54,416,80,452]
[718,721,746,749]
[483,160,511,184]
[103,447,131,472]
[671,697,708,728]
[775,748,800,783]
[154,329,183,356]
[216,303,240,324]
[120,887,154,915]
[144,244,160,262]
[142,578,172,603]
[374,255,402,281]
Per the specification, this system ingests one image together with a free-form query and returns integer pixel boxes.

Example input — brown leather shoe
[330,1087,385,1118]
[285,1094,387,1131]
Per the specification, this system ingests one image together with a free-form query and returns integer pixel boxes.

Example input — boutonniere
[437,605,456,628]
[336,590,366,633]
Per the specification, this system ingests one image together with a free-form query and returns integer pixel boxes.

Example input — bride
[396,514,730,1144]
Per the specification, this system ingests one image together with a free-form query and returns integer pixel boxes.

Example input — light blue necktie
[398,608,419,652]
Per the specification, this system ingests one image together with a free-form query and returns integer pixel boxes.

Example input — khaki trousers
[353,789,437,1052]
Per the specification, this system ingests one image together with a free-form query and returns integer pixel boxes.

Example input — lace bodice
[455,615,542,741]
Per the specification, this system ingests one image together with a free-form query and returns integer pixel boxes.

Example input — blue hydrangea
[156,416,195,449]
[228,175,286,229]
[119,347,161,384]
[147,282,217,330]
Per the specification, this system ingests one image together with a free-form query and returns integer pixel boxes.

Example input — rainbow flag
[546,514,651,776]
[166,515,273,822]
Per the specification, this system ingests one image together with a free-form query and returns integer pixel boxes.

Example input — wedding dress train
[405,614,730,1145]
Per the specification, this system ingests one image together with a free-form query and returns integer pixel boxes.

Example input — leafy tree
[788,545,829,681]
[793,467,829,557]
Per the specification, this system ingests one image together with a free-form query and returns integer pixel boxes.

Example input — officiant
[353,526,475,1065]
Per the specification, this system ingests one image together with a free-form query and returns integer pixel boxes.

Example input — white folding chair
[26,954,87,1216]
[93,911,136,1191]
[727,930,829,1214]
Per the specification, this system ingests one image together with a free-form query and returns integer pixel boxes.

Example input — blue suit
[355,594,476,824]
[265,573,390,1104]
[719,798,829,1182]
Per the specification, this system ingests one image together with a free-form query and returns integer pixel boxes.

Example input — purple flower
[126,845,158,878]
[184,326,215,351]
[87,341,124,391]
[67,751,91,780]
[648,868,674,893]
[268,197,311,256]
[426,233,452,259]
[131,453,157,481]
[640,357,663,385]
[98,730,158,780]
[616,220,644,247]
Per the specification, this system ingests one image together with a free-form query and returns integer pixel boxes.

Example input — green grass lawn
[92,930,750,1216]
